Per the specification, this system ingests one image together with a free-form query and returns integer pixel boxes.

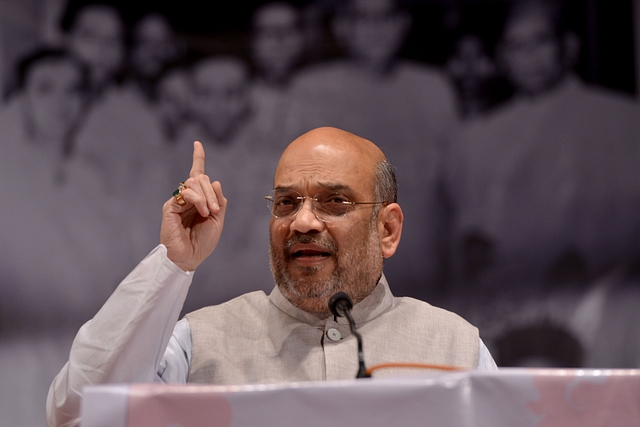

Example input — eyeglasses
[265,189,389,222]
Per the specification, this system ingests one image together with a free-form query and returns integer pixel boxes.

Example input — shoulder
[574,80,640,115]
[390,297,479,336]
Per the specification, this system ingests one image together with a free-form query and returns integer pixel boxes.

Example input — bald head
[285,126,385,158]
[276,127,392,199]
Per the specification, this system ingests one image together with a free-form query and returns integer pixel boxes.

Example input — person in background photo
[0,47,89,187]
[444,30,513,120]
[250,1,307,89]
[283,0,460,298]
[0,46,133,427]
[249,1,308,146]
[60,0,126,100]
[126,10,187,103]
[58,0,169,282]
[160,54,282,312]
[446,0,640,292]
[443,0,640,369]
[154,63,194,145]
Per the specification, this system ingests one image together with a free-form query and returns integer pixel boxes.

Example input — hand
[160,141,227,271]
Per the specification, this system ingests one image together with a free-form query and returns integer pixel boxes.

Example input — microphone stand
[343,309,370,378]
[328,292,371,379]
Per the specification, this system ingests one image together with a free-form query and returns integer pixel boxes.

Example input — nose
[290,198,325,234]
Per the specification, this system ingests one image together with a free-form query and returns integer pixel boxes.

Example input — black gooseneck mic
[328,292,371,378]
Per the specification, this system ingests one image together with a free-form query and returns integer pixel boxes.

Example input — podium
[80,368,640,427]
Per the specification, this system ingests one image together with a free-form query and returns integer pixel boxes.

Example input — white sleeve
[477,338,499,370]
[158,318,192,383]
[46,245,193,427]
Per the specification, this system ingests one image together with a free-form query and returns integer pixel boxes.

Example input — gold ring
[173,182,188,205]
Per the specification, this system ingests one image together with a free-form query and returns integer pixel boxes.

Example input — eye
[275,195,295,206]
[272,193,300,216]
[319,193,352,216]
[324,194,350,205]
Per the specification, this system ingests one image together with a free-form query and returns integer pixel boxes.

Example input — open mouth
[292,249,331,259]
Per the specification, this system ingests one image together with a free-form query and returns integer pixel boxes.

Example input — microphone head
[328,291,353,317]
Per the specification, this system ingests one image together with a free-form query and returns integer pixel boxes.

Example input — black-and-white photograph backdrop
[1,0,639,425]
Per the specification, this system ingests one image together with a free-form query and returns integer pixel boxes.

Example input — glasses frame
[265,189,389,223]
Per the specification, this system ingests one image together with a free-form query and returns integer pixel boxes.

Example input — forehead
[136,14,172,38]
[75,6,123,35]
[274,143,375,196]
[254,4,298,29]
[27,60,81,86]
[350,0,397,16]
[503,7,555,41]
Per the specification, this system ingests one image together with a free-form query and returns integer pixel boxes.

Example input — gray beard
[269,221,383,313]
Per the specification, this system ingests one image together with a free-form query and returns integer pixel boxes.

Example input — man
[0,46,109,325]
[162,55,278,310]
[188,56,254,145]
[282,0,460,296]
[63,0,165,203]
[127,11,187,102]
[47,127,496,427]
[60,0,126,98]
[444,32,512,120]
[0,47,129,427]
[249,1,307,146]
[444,0,640,367]
[446,0,640,291]
[250,1,306,89]
[0,47,89,181]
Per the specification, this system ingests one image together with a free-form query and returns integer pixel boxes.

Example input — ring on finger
[173,181,188,206]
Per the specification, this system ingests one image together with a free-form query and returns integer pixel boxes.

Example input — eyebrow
[273,183,354,193]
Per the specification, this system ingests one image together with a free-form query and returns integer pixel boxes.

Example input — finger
[181,177,210,218]
[194,174,220,213]
[189,141,206,178]
[211,180,226,213]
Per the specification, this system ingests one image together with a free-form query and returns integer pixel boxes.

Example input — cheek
[269,220,287,247]
[335,217,372,249]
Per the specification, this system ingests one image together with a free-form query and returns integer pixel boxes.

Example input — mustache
[284,233,338,257]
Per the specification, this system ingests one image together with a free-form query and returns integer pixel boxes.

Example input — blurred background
[1,0,640,425]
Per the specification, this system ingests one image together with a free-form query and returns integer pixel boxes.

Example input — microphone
[328,292,371,378]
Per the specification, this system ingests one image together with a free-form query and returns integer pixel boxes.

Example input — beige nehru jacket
[186,274,479,383]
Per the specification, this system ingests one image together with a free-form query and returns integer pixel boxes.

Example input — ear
[377,203,403,258]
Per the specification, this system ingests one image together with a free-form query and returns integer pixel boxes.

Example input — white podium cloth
[80,368,640,427]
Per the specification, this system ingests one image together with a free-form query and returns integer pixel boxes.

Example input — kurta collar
[268,273,395,327]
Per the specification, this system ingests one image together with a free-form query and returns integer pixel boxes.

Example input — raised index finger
[189,141,206,177]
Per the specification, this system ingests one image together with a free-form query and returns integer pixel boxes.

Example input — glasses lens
[268,190,301,218]
[315,193,352,217]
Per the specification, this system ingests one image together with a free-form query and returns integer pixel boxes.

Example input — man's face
[335,0,409,69]
[446,34,497,96]
[251,3,305,82]
[499,8,565,96]
[157,69,190,128]
[131,14,183,79]
[66,5,125,88]
[269,141,384,313]
[24,59,85,142]
[192,61,250,143]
